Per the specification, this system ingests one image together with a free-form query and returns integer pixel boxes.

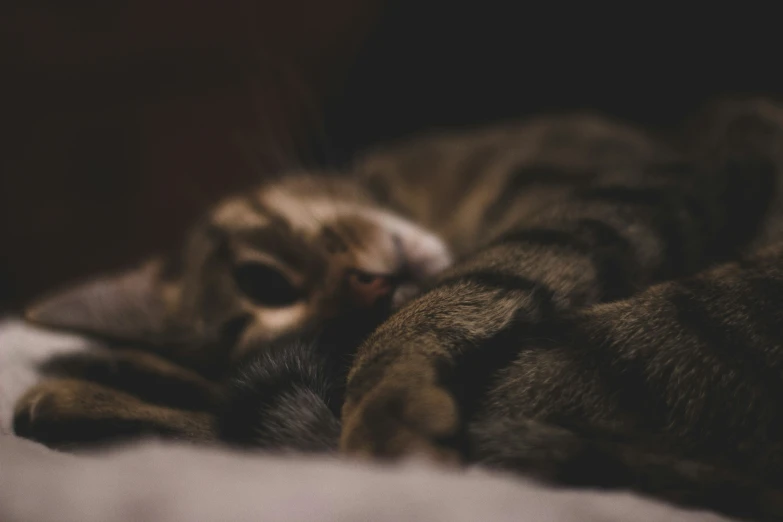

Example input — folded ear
[25,259,175,342]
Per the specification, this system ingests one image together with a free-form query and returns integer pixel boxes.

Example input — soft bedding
[0,319,732,522]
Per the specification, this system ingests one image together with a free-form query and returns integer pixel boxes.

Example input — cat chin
[376,213,451,310]
[364,209,453,280]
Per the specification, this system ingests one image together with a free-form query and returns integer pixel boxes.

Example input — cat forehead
[201,180,427,278]
[259,187,363,234]
[210,178,372,236]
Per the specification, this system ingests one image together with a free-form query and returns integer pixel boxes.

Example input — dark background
[2,2,780,311]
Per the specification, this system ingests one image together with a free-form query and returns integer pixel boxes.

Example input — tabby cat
[14,98,783,519]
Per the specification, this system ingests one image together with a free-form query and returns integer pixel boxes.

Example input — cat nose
[347,270,395,308]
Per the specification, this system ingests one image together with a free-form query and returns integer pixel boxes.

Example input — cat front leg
[14,379,217,448]
[13,349,221,449]
[340,272,552,461]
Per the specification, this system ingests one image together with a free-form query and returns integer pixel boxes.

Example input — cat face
[26,174,451,369]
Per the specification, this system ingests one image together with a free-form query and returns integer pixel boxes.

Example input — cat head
[26,174,451,370]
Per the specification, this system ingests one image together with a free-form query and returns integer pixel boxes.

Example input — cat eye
[232,262,301,307]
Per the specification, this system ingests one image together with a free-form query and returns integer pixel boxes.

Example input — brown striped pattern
[14,98,783,517]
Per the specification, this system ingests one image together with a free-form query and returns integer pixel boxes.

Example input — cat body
[14,110,683,441]
[13,98,783,519]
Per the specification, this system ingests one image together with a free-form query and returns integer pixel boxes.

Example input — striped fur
[14,97,783,518]
[341,100,778,452]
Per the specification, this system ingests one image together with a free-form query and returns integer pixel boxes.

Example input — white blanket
[0,318,732,522]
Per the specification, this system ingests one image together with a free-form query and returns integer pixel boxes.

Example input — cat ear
[25,259,174,341]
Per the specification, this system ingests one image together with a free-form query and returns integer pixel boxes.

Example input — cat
[13,97,783,519]
[14,108,685,445]
[13,170,452,444]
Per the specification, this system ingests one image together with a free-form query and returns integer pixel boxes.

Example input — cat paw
[339,362,461,463]
[13,379,84,445]
[14,379,152,448]
[14,379,217,448]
